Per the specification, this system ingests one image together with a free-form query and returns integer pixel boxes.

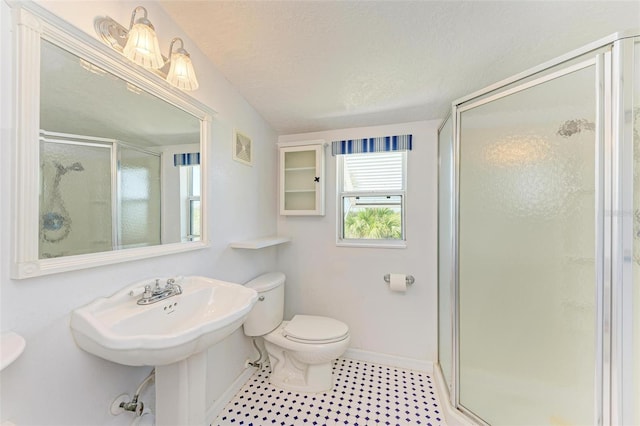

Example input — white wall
[277,120,440,362]
[0,1,278,424]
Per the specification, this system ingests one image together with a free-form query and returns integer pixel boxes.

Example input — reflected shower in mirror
[39,39,201,259]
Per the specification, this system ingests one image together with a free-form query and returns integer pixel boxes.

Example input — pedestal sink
[70,276,258,425]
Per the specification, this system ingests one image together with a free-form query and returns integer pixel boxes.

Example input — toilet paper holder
[383,274,415,286]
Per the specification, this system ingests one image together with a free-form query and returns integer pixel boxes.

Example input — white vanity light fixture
[95,7,199,91]
[122,6,164,69]
[166,38,199,91]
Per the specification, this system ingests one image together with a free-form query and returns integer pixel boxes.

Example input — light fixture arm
[169,38,189,58]
[128,6,149,30]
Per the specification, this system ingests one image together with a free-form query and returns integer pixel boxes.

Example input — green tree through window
[344,207,401,239]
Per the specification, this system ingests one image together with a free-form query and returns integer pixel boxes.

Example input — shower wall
[117,145,161,249]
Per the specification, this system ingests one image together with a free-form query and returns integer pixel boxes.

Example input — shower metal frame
[438,31,639,425]
[610,35,637,425]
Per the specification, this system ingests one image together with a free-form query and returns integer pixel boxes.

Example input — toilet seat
[283,315,349,344]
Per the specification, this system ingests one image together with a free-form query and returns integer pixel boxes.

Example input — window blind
[331,134,412,156]
[342,152,404,192]
[173,152,200,166]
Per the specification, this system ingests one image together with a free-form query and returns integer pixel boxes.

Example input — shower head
[557,118,595,138]
[69,162,84,172]
[53,161,85,175]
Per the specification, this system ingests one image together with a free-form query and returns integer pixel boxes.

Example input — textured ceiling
[160,1,639,134]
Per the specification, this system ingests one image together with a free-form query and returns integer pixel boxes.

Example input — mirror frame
[11,3,214,279]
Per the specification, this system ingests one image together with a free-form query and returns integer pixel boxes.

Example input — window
[180,165,201,241]
[337,151,406,247]
[187,165,201,241]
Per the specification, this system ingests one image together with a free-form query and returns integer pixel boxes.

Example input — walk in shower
[438,33,639,425]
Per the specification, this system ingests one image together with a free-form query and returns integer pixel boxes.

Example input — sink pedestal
[155,351,207,426]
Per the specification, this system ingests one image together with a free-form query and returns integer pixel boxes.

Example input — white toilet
[243,272,350,393]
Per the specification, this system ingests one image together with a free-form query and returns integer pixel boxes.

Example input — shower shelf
[229,236,290,249]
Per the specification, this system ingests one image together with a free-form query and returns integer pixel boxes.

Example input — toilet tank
[243,272,285,337]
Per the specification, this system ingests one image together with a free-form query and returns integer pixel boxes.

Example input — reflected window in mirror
[182,165,201,242]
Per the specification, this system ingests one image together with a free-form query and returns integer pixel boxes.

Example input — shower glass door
[39,138,113,258]
[457,60,598,424]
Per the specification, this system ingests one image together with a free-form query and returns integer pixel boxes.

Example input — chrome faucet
[137,278,183,305]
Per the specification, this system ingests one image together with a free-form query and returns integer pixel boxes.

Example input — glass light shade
[123,22,164,69]
[167,51,199,91]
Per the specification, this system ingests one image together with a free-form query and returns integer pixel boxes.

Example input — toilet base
[265,341,335,393]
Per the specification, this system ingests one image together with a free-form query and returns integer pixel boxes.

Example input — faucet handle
[143,284,153,298]
[166,278,176,286]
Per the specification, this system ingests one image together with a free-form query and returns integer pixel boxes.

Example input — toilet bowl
[263,315,350,392]
[243,273,350,393]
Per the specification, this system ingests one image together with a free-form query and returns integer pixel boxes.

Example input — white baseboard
[343,348,433,373]
[205,366,258,424]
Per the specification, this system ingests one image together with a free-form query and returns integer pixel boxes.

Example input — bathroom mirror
[12,4,214,278]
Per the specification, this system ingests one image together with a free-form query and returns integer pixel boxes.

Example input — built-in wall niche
[278,141,326,216]
[11,3,215,278]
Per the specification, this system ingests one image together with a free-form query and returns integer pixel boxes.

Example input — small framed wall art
[233,129,252,166]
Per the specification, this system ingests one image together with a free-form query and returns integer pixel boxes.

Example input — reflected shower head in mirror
[557,119,595,137]
[42,161,84,243]
[54,161,85,175]
[69,162,84,172]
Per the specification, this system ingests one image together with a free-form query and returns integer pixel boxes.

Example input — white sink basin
[70,276,258,366]
[0,332,26,371]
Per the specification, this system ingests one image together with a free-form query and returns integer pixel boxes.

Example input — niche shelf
[229,236,291,249]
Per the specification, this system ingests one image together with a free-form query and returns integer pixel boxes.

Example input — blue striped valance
[173,152,200,166]
[331,134,412,156]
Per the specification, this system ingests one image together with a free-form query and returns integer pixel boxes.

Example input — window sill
[336,240,407,249]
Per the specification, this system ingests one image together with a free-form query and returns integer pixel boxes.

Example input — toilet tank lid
[245,272,285,292]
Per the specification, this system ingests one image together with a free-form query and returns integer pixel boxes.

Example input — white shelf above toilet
[229,236,291,249]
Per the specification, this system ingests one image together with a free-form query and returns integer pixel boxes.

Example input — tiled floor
[213,358,447,426]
